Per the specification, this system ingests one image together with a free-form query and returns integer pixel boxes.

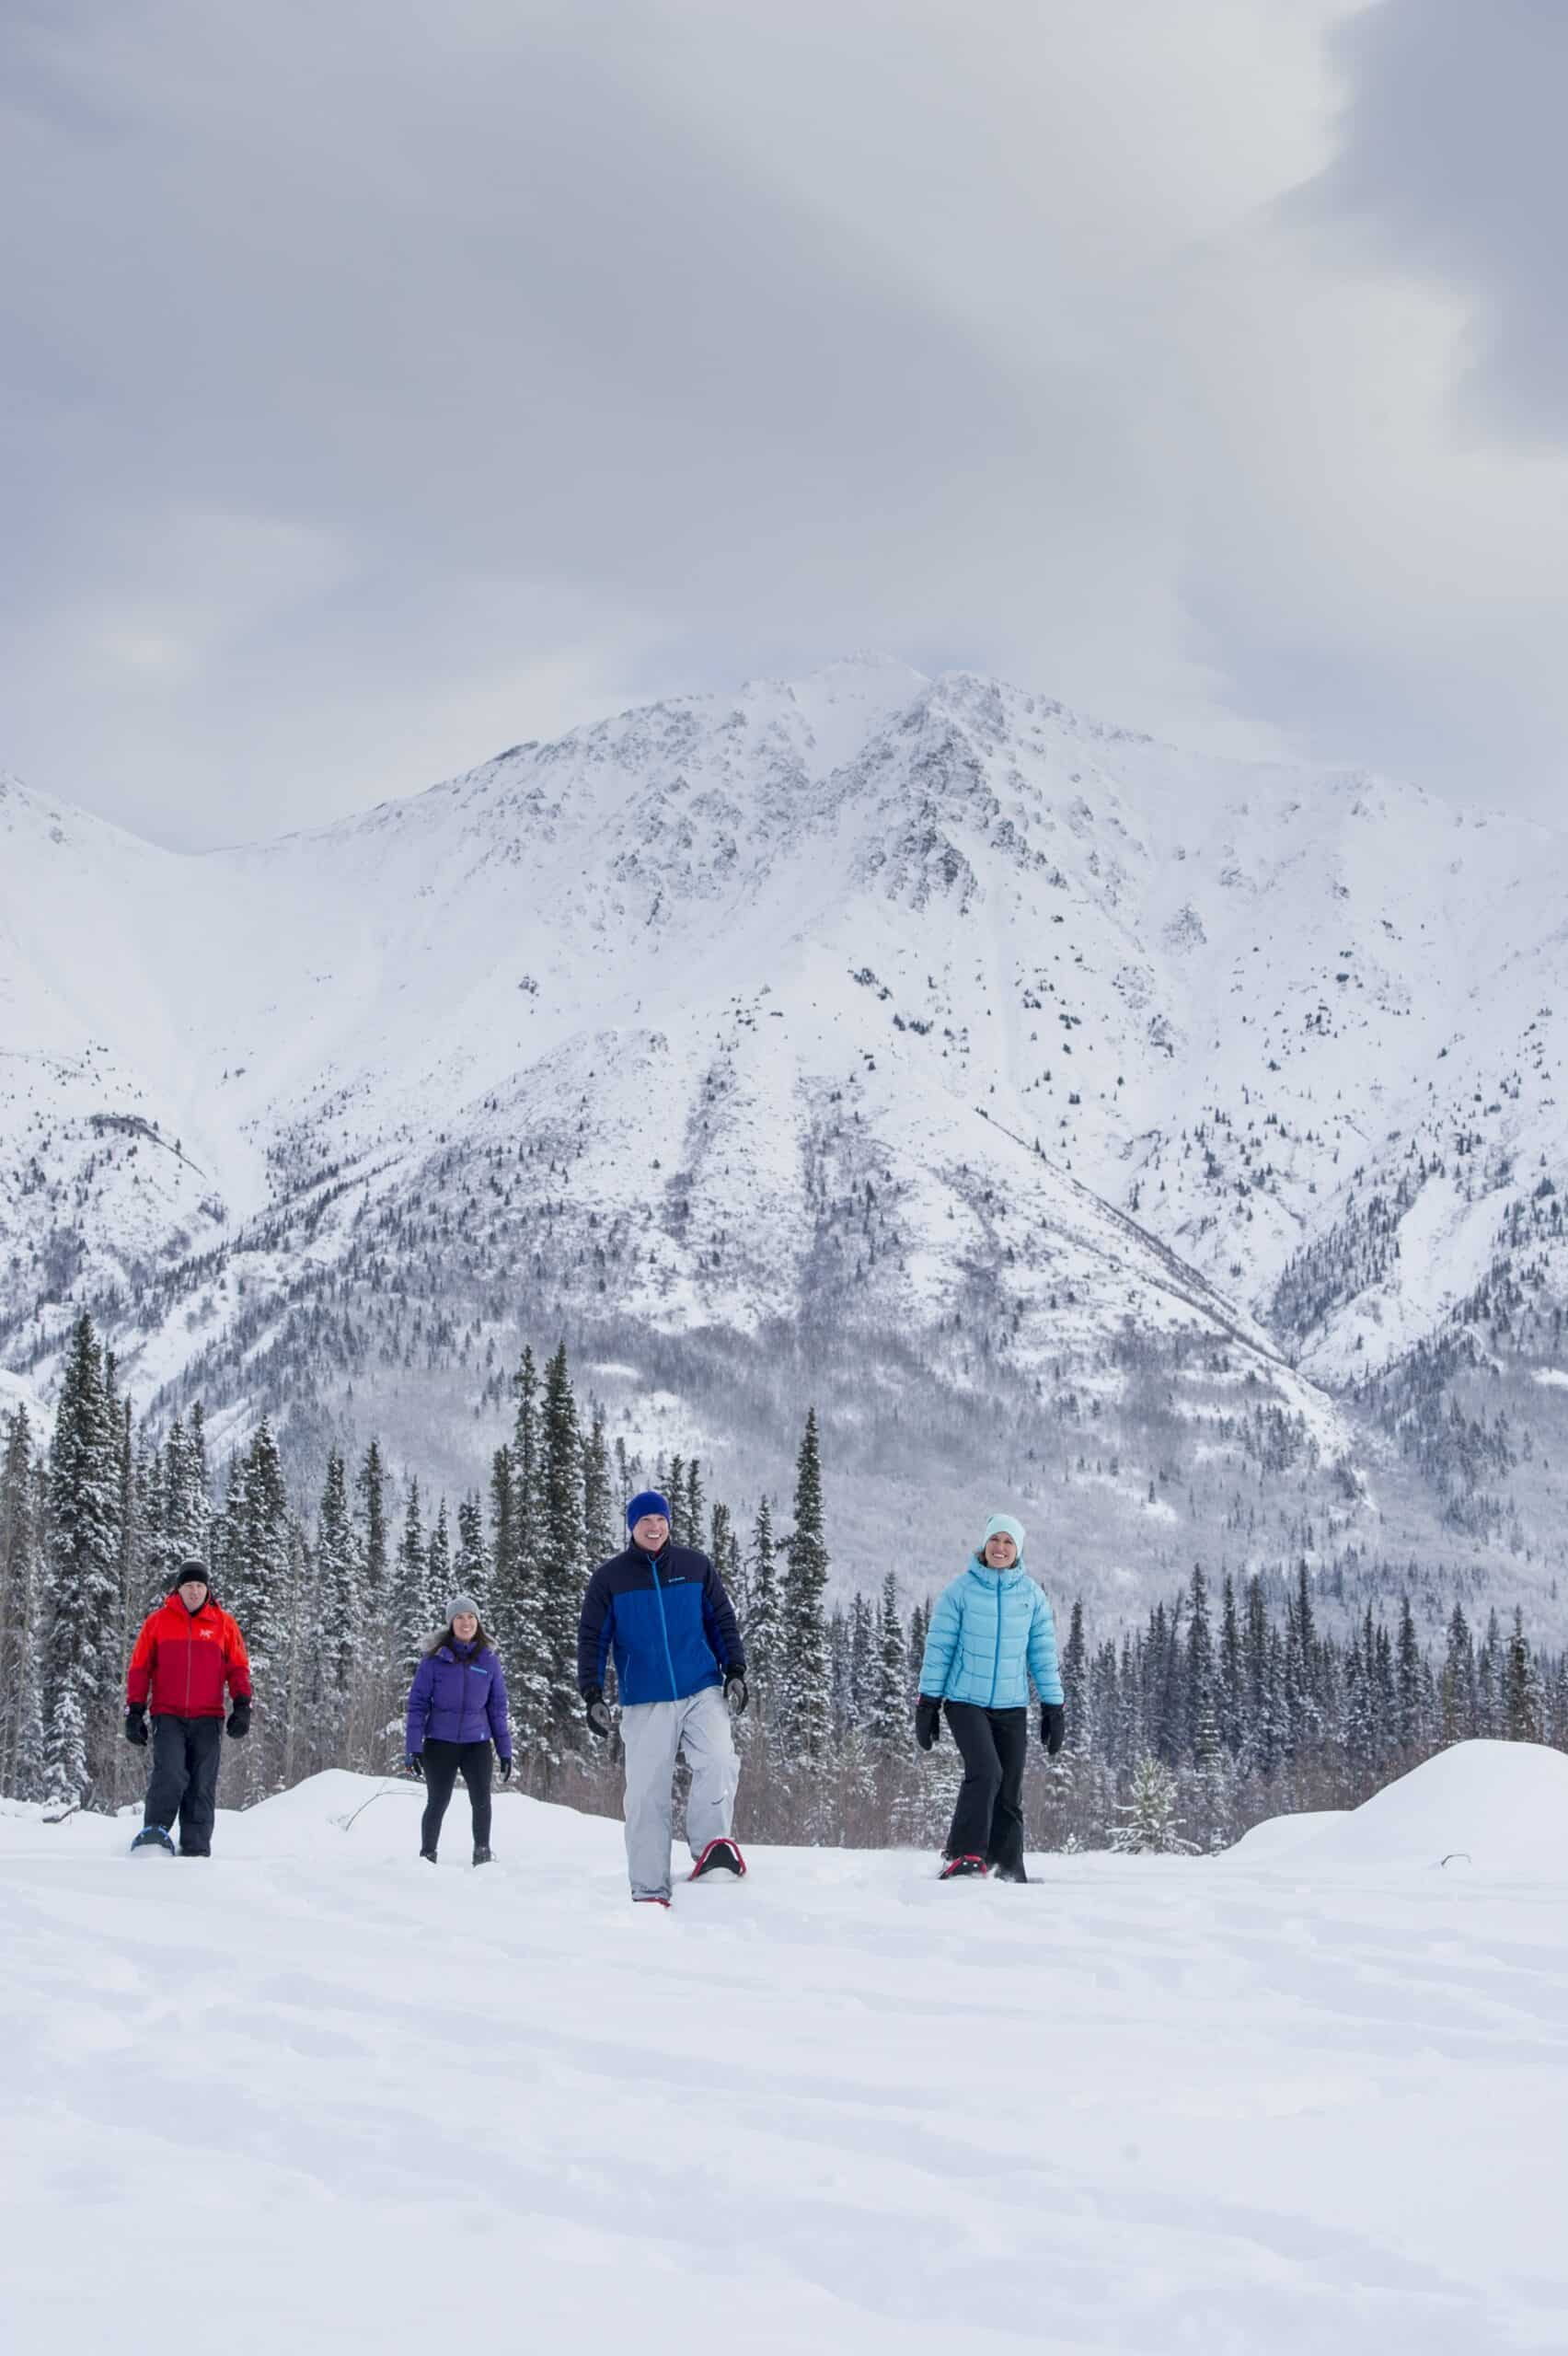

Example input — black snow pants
[145,1715,224,1854]
[942,1703,1028,1876]
[421,1738,493,1853]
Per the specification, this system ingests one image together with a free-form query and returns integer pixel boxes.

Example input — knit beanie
[445,1593,481,1623]
[169,1558,211,1594]
[982,1513,1026,1557]
[626,1490,672,1532]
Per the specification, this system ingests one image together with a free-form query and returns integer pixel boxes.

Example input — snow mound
[1221,1807,1345,1863]
[1287,1740,1568,1873]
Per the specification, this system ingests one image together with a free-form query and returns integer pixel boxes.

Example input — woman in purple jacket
[405,1595,513,1865]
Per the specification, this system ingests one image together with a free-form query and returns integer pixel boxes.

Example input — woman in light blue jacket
[916,1513,1066,1880]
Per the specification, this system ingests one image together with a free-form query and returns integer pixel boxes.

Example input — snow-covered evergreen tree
[744,1496,781,1723]
[391,1481,430,1671]
[581,1412,617,1573]
[779,1409,830,1762]
[1111,1754,1195,1854]
[42,1314,120,1802]
[354,1440,389,1630]
[0,1408,45,1798]
[455,1492,489,1609]
[228,1418,290,1687]
[316,1449,360,1695]
[539,1345,586,1753]
[427,1496,453,1622]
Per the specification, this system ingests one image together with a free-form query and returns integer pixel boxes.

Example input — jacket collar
[967,1553,1026,1585]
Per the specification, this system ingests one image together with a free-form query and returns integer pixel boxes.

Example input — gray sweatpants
[620,1686,740,1900]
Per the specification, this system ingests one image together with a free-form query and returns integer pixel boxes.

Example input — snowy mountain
[7,660,1568,1624]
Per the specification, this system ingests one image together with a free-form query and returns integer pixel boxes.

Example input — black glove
[584,1689,612,1740]
[915,1696,941,1752]
[124,1704,148,1749]
[724,1671,749,1715]
[406,1752,424,1779]
[1040,1703,1066,1756]
[225,1699,250,1741]
[497,1755,513,1782]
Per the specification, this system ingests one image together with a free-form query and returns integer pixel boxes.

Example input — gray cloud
[1310,0,1568,439]
[1,1,1564,845]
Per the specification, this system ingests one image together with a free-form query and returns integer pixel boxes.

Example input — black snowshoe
[689,1837,746,1880]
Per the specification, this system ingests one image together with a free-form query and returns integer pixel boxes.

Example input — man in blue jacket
[578,1489,749,1903]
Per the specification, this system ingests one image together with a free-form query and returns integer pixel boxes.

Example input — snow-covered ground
[4,1746,1566,2354]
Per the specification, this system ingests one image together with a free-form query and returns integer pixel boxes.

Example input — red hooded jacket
[127,1592,252,1718]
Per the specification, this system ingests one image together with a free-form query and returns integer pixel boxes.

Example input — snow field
[3,1748,1567,2354]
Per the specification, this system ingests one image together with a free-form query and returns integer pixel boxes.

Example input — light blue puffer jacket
[918,1558,1064,1709]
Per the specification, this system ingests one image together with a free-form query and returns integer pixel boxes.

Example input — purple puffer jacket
[405,1640,512,1760]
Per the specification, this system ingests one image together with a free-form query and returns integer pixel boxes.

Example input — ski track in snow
[3,1770,1565,2355]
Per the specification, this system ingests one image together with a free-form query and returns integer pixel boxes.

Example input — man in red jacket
[125,1559,252,1855]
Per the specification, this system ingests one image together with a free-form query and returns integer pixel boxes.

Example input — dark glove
[497,1755,513,1782]
[225,1699,250,1741]
[584,1689,612,1740]
[1040,1703,1066,1756]
[124,1704,148,1749]
[915,1696,941,1752]
[406,1752,424,1779]
[724,1671,749,1715]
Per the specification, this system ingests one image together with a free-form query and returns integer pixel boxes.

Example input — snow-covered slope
[7,664,1568,1610]
[3,1761,1564,2354]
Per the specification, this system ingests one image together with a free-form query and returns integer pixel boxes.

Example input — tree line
[3,1311,1566,1850]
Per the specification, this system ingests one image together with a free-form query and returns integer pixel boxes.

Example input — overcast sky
[3,0,1564,849]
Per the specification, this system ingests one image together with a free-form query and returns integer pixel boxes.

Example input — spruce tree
[1396,1595,1424,1750]
[162,1410,213,1586]
[455,1493,490,1609]
[230,1420,290,1690]
[315,1449,359,1694]
[1505,1608,1540,1740]
[42,1313,120,1801]
[745,1496,781,1715]
[779,1409,830,1762]
[684,1459,706,1555]
[869,1571,906,1747]
[581,1412,617,1572]
[427,1497,453,1623]
[539,1345,586,1752]
[0,1408,41,1796]
[1111,1754,1195,1854]
[1440,1603,1474,1744]
[391,1481,430,1672]
[500,1352,551,1761]
[1217,1575,1244,1759]
[355,1441,389,1628]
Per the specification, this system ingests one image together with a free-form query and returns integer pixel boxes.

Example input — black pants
[145,1715,224,1853]
[421,1739,492,1852]
[943,1703,1028,1874]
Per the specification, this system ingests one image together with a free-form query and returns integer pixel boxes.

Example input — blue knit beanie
[627,1490,672,1532]
[982,1513,1026,1557]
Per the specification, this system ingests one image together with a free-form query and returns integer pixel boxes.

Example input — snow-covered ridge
[7,660,1568,1611]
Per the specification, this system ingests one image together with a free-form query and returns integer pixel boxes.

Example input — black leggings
[942,1703,1028,1873]
[421,1738,493,1851]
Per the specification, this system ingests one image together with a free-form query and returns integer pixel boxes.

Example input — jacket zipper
[649,1555,679,1702]
[989,1570,1003,1708]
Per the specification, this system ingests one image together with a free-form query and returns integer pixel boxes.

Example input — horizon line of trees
[3,1312,1567,1853]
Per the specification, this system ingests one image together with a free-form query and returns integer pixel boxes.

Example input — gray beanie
[446,1593,482,1623]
